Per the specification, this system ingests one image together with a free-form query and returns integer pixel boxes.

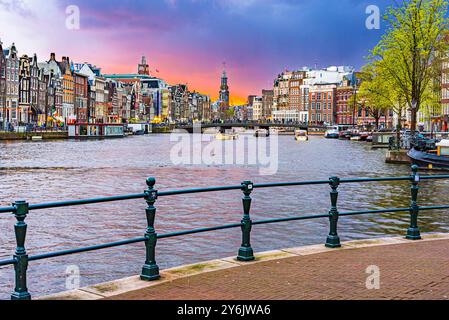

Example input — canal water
[1,134,449,299]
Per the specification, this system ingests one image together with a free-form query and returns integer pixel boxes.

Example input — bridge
[173,122,317,133]
[1,165,449,300]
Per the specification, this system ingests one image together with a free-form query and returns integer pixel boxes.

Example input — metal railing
[1,165,449,300]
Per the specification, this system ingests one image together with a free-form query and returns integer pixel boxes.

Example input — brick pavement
[106,239,449,300]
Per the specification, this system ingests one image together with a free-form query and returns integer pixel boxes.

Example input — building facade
[3,43,19,128]
[0,41,6,129]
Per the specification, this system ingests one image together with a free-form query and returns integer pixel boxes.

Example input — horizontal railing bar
[157,223,244,239]
[420,205,449,210]
[253,181,329,188]
[0,258,15,267]
[28,237,147,262]
[339,207,411,216]
[339,177,412,183]
[420,175,449,180]
[0,206,15,213]
[253,214,329,225]
[253,177,413,189]
[28,194,146,211]
[158,185,243,197]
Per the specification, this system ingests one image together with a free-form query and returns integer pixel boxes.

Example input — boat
[134,129,145,136]
[407,139,449,169]
[254,129,269,138]
[350,134,362,141]
[359,132,370,141]
[294,129,309,141]
[366,135,373,143]
[324,126,339,139]
[216,132,239,141]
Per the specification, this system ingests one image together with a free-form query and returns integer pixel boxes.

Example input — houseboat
[68,123,125,138]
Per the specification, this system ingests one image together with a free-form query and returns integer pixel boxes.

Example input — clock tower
[219,65,229,107]
[138,56,150,76]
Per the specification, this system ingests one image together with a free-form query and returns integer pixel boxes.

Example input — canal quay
[1,135,449,300]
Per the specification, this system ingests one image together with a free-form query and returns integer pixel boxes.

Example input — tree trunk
[410,107,417,132]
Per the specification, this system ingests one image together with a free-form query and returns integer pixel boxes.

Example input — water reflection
[0,135,448,298]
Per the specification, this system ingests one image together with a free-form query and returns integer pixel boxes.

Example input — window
[316,102,321,110]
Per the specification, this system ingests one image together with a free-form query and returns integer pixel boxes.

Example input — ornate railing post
[140,178,161,281]
[237,181,255,261]
[406,165,422,240]
[11,201,31,300]
[325,177,341,248]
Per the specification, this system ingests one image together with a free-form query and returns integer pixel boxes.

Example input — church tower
[219,65,230,107]
[138,56,150,75]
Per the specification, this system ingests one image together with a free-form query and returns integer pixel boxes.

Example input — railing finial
[146,177,156,189]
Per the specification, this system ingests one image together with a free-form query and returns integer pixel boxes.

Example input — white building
[252,96,263,121]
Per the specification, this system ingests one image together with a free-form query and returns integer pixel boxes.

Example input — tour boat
[215,132,239,141]
[407,139,449,169]
[294,129,309,142]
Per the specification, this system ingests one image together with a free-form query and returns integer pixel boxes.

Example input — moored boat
[294,129,308,142]
[324,126,339,139]
[407,139,449,169]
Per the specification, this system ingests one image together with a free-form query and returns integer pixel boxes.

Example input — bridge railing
[1,165,449,300]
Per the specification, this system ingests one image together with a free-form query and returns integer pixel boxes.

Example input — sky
[0,0,391,105]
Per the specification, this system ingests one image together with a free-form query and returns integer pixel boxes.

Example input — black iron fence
[1,165,449,300]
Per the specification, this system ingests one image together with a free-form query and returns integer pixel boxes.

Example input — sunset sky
[0,0,390,105]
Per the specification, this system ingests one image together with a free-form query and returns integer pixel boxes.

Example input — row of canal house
[267,66,394,128]
[0,43,149,132]
[1,43,214,132]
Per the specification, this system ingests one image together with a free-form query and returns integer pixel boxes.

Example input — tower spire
[138,55,150,75]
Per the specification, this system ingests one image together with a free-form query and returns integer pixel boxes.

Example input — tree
[353,63,406,144]
[370,0,449,136]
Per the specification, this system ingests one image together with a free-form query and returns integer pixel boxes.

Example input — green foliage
[367,0,449,130]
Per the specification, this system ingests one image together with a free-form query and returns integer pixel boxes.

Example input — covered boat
[407,139,449,169]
